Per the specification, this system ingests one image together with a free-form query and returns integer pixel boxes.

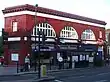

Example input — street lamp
[34,4,47,78]
[34,4,41,78]
[34,4,38,72]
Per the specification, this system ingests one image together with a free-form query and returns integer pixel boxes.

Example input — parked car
[0,56,4,66]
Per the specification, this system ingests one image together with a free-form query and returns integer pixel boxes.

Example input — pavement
[0,65,91,82]
[0,65,57,76]
[0,65,109,82]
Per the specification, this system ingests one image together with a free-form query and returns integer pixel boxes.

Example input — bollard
[41,65,47,77]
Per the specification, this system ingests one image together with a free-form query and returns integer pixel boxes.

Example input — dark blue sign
[79,44,97,51]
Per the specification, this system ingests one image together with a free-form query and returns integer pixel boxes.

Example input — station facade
[2,4,106,67]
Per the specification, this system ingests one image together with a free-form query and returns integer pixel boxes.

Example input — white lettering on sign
[60,45,77,50]
[40,49,52,51]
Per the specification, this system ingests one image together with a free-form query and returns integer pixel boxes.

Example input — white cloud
[0,0,110,31]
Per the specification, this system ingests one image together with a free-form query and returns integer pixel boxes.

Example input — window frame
[60,26,78,39]
[12,21,18,32]
[32,23,56,37]
[81,29,95,40]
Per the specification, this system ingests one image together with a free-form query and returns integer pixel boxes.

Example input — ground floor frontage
[4,40,105,68]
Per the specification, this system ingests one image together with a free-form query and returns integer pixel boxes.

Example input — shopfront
[71,44,98,68]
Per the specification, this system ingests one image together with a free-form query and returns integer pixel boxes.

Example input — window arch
[81,29,96,40]
[31,23,56,37]
[60,26,78,39]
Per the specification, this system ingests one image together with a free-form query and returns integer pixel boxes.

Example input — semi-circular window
[32,23,56,37]
[81,29,95,40]
[60,26,78,39]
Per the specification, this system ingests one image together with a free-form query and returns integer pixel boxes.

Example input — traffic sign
[58,57,63,62]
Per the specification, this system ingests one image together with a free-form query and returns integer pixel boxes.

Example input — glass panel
[45,23,47,28]
[53,33,55,36]
[87,29,91,33]
[82,33,85,40]
[52,31,54,36]
[64,31,65,34]
[43,23,45,27]
[87,35,90,39]
[67,32,69,37]
[69,27,71,31]
[71,27,73,31]
[68,27,70,30]
[37,28,39,35]
[40,29,42,32]
[40,23,42,27]
[44,29,46,35]
[50,30,52,36]
[48,25,50,28]
[34,28,36,35]
[43,29,45,33]
[85,34,88,39]
[66,27,68,30]
[45,29,47,36]
[68,32,71,37]
[48,29,50,36]
[63,31,64,34]
[42,23,44,27]
[31,30,33,35]
[38,24,40,27]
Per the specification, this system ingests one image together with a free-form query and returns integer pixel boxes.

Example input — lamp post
[34,4,41,78]
[35,4,47,78]
[34,4,38,72]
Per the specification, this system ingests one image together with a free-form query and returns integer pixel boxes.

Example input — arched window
[32,23,56,37]
[60,26,78,39]
[81,29,95,40]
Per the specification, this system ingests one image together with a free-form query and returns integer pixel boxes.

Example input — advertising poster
[11,53,19,61]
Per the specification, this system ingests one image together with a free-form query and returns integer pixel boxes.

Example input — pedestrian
[106,58,109,66]
[25,56,30,71]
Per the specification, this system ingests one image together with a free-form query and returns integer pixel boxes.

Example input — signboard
[98,46,103,59]
[32,44,56,52]
[98,47,103,51]
[80,55,83,61]
[82,55,85,60]
[72,56,78,62]
[89,57,93,62]
[57,53,60,59]
[59,45,77,50]
[11,53,19,61]
[31,44,55,49]
[86,55,89,61]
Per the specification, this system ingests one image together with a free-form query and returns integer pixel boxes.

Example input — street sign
[58,57,63,62]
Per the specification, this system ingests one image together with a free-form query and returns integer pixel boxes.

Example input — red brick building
[2,4,106,67]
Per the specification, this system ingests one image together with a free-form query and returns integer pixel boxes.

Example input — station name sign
[59,45,77,50]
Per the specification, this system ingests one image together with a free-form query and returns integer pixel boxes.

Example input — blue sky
[0,0,110,31]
